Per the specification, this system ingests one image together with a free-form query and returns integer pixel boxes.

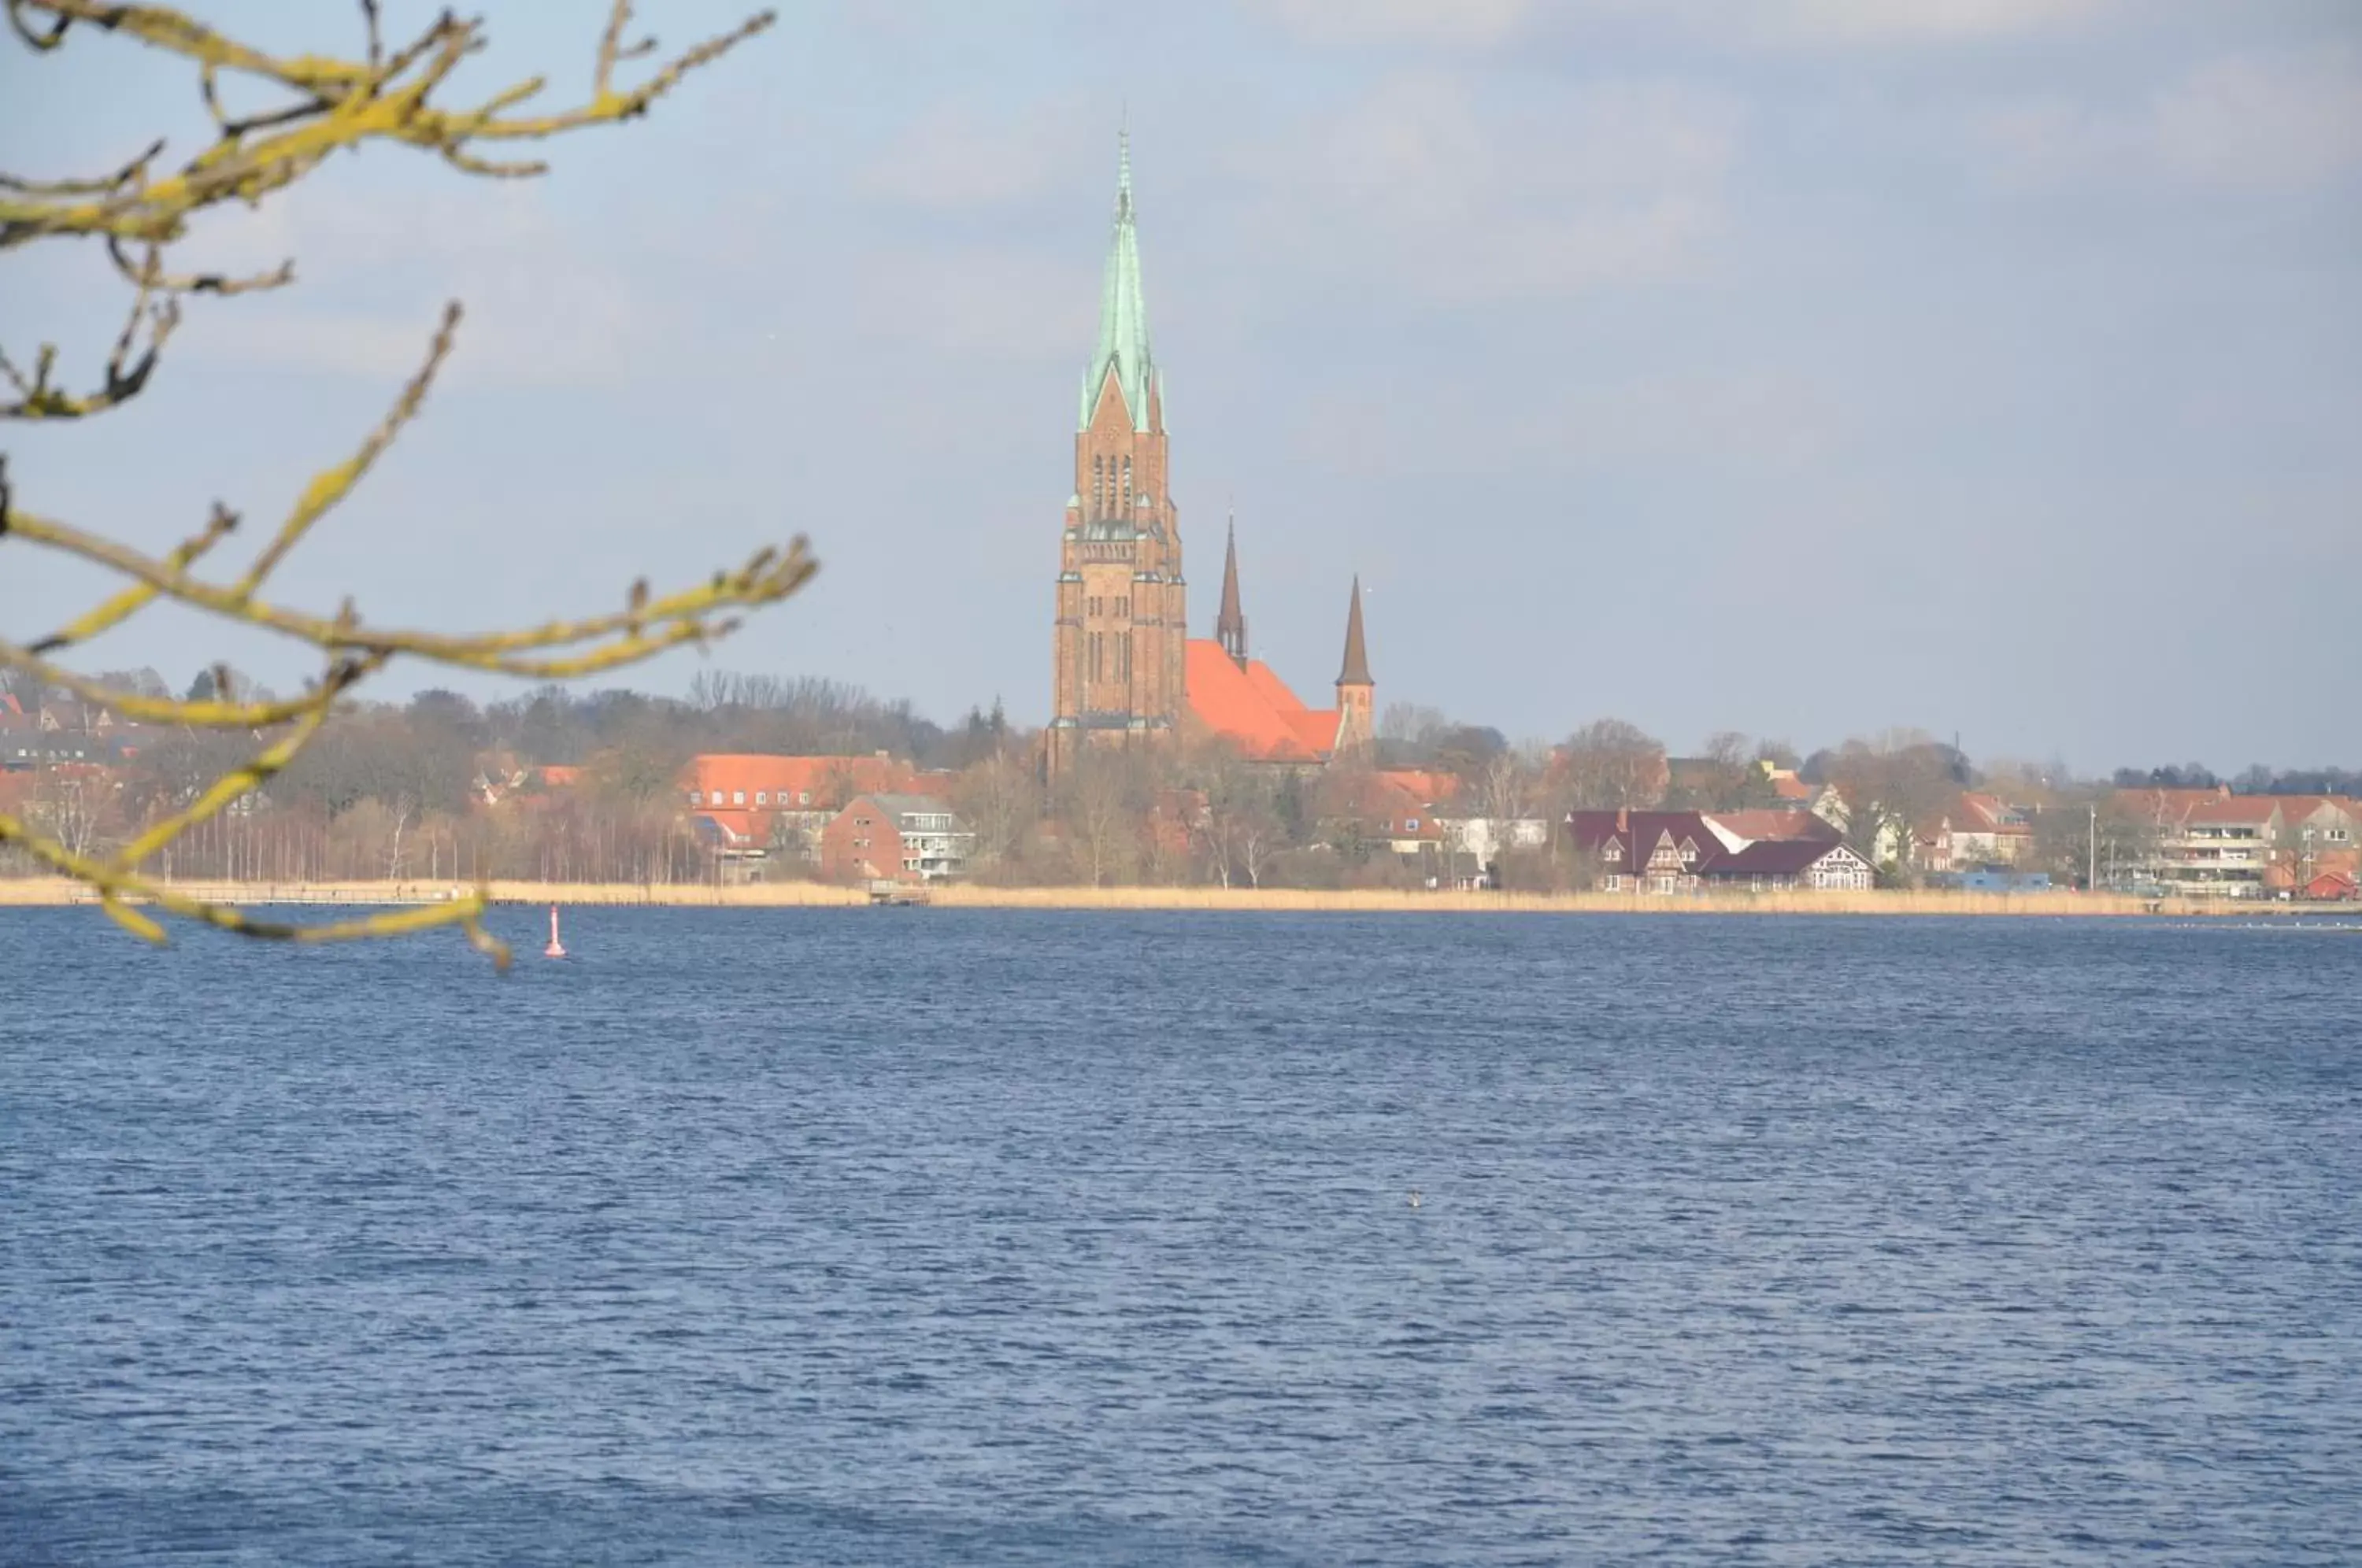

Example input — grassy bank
[0,875,2256,917]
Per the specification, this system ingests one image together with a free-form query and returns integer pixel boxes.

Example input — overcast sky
[5,0,2357,771]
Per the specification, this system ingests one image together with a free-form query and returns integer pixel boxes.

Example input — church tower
[1048,132,1185,780]
[1334,575,1375,756]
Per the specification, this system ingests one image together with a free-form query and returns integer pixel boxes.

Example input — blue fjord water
[2,908,2357,1565]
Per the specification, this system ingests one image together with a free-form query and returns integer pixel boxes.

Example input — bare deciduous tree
[1,1,800,965]
[1557,718,1668,810]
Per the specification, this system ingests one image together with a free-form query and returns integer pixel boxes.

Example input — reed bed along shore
[0,875,2263,918]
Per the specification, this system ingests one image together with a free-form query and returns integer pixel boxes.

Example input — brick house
[685,753,935,872]
[2264,796,2362,894]
[819,794,975,885]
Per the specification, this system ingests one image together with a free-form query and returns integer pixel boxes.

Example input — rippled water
[3,908,2357,1565]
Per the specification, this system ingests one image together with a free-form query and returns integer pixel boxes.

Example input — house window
[799,791,811,806]
[755,792,768,806]
[732,790,746,805]
[688,790,702,805]
[1407,818,1420,831]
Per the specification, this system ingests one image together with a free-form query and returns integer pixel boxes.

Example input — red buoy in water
[544,903,567,960]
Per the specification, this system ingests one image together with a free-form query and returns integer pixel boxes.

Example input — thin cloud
[848,242,1094,361]
[1237,0,2116,50]
[1235,0,1538,48]
[167,183,656,388]
[1228,73,1744,304]
[1974,47,2362,190]
[857,97,1103,213]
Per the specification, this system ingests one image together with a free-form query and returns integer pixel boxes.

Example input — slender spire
[1336,575,1372,687]
[1217,515,1247,668]
[1079,128,1157,433]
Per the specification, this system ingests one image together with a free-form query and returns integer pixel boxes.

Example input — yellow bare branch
[26,499,238,654]
[2,1,786,962]
[1,3,772,250]
[9,503,818,676]
[0,811,513,966]
[235,302,459,600]
[1,250,179,419]
[106,233,292,297]
[0,638,368,727]
[0,135,165,195]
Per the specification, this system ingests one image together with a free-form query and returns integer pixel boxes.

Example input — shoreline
[0,876,2317,917]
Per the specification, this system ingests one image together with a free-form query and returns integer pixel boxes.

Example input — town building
[1946,791,2033,867]
[2112,787,2280,897]
[1045,136,1374,776]
[1567,808,1874,893]
[2264,796,2362,894]
[684,753,933,874]
[819,793,975,885]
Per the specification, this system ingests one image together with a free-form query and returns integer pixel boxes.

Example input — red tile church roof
[1183,639,1339,763]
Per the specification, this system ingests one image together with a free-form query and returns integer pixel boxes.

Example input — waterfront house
[685,753,935,874]
[1568,808,1875,893]
[819,793,976,885]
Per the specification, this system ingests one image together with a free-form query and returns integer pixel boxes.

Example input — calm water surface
[2,908,2357,1565]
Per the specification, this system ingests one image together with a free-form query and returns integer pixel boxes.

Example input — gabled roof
[850,793,964,826]
[1184,638,1324,762]
[1567,809,1865,881]
[2272,795,2362,830]
[1318,770,1441,838]
[1714,839,1869,878]
[1706,808,1841,845]
[1379,769,1461,805]
[2184,797,2282,827]
[2113,785,2231,824]
[686,753,923,804]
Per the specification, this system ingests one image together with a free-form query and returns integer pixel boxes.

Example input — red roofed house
[687,753,934,875]
[2304,869,2359,901]
[1947,791,2034,867]
[2257,797,2360,894]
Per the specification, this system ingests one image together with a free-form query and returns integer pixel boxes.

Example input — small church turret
[1216,517,1248,668]
[1334,575,1374,756]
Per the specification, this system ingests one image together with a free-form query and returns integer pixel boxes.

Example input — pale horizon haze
[4,0,2357,774]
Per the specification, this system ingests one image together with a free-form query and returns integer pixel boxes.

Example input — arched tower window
[1091,455,1105,515]
[1121,456,1132,508]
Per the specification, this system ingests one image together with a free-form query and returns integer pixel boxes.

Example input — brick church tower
[1047,133,1185,779]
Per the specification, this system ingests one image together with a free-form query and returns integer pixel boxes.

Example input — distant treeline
[2112,764,2362,795]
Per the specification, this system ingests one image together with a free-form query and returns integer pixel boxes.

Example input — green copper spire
[1079,128,1157,433]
